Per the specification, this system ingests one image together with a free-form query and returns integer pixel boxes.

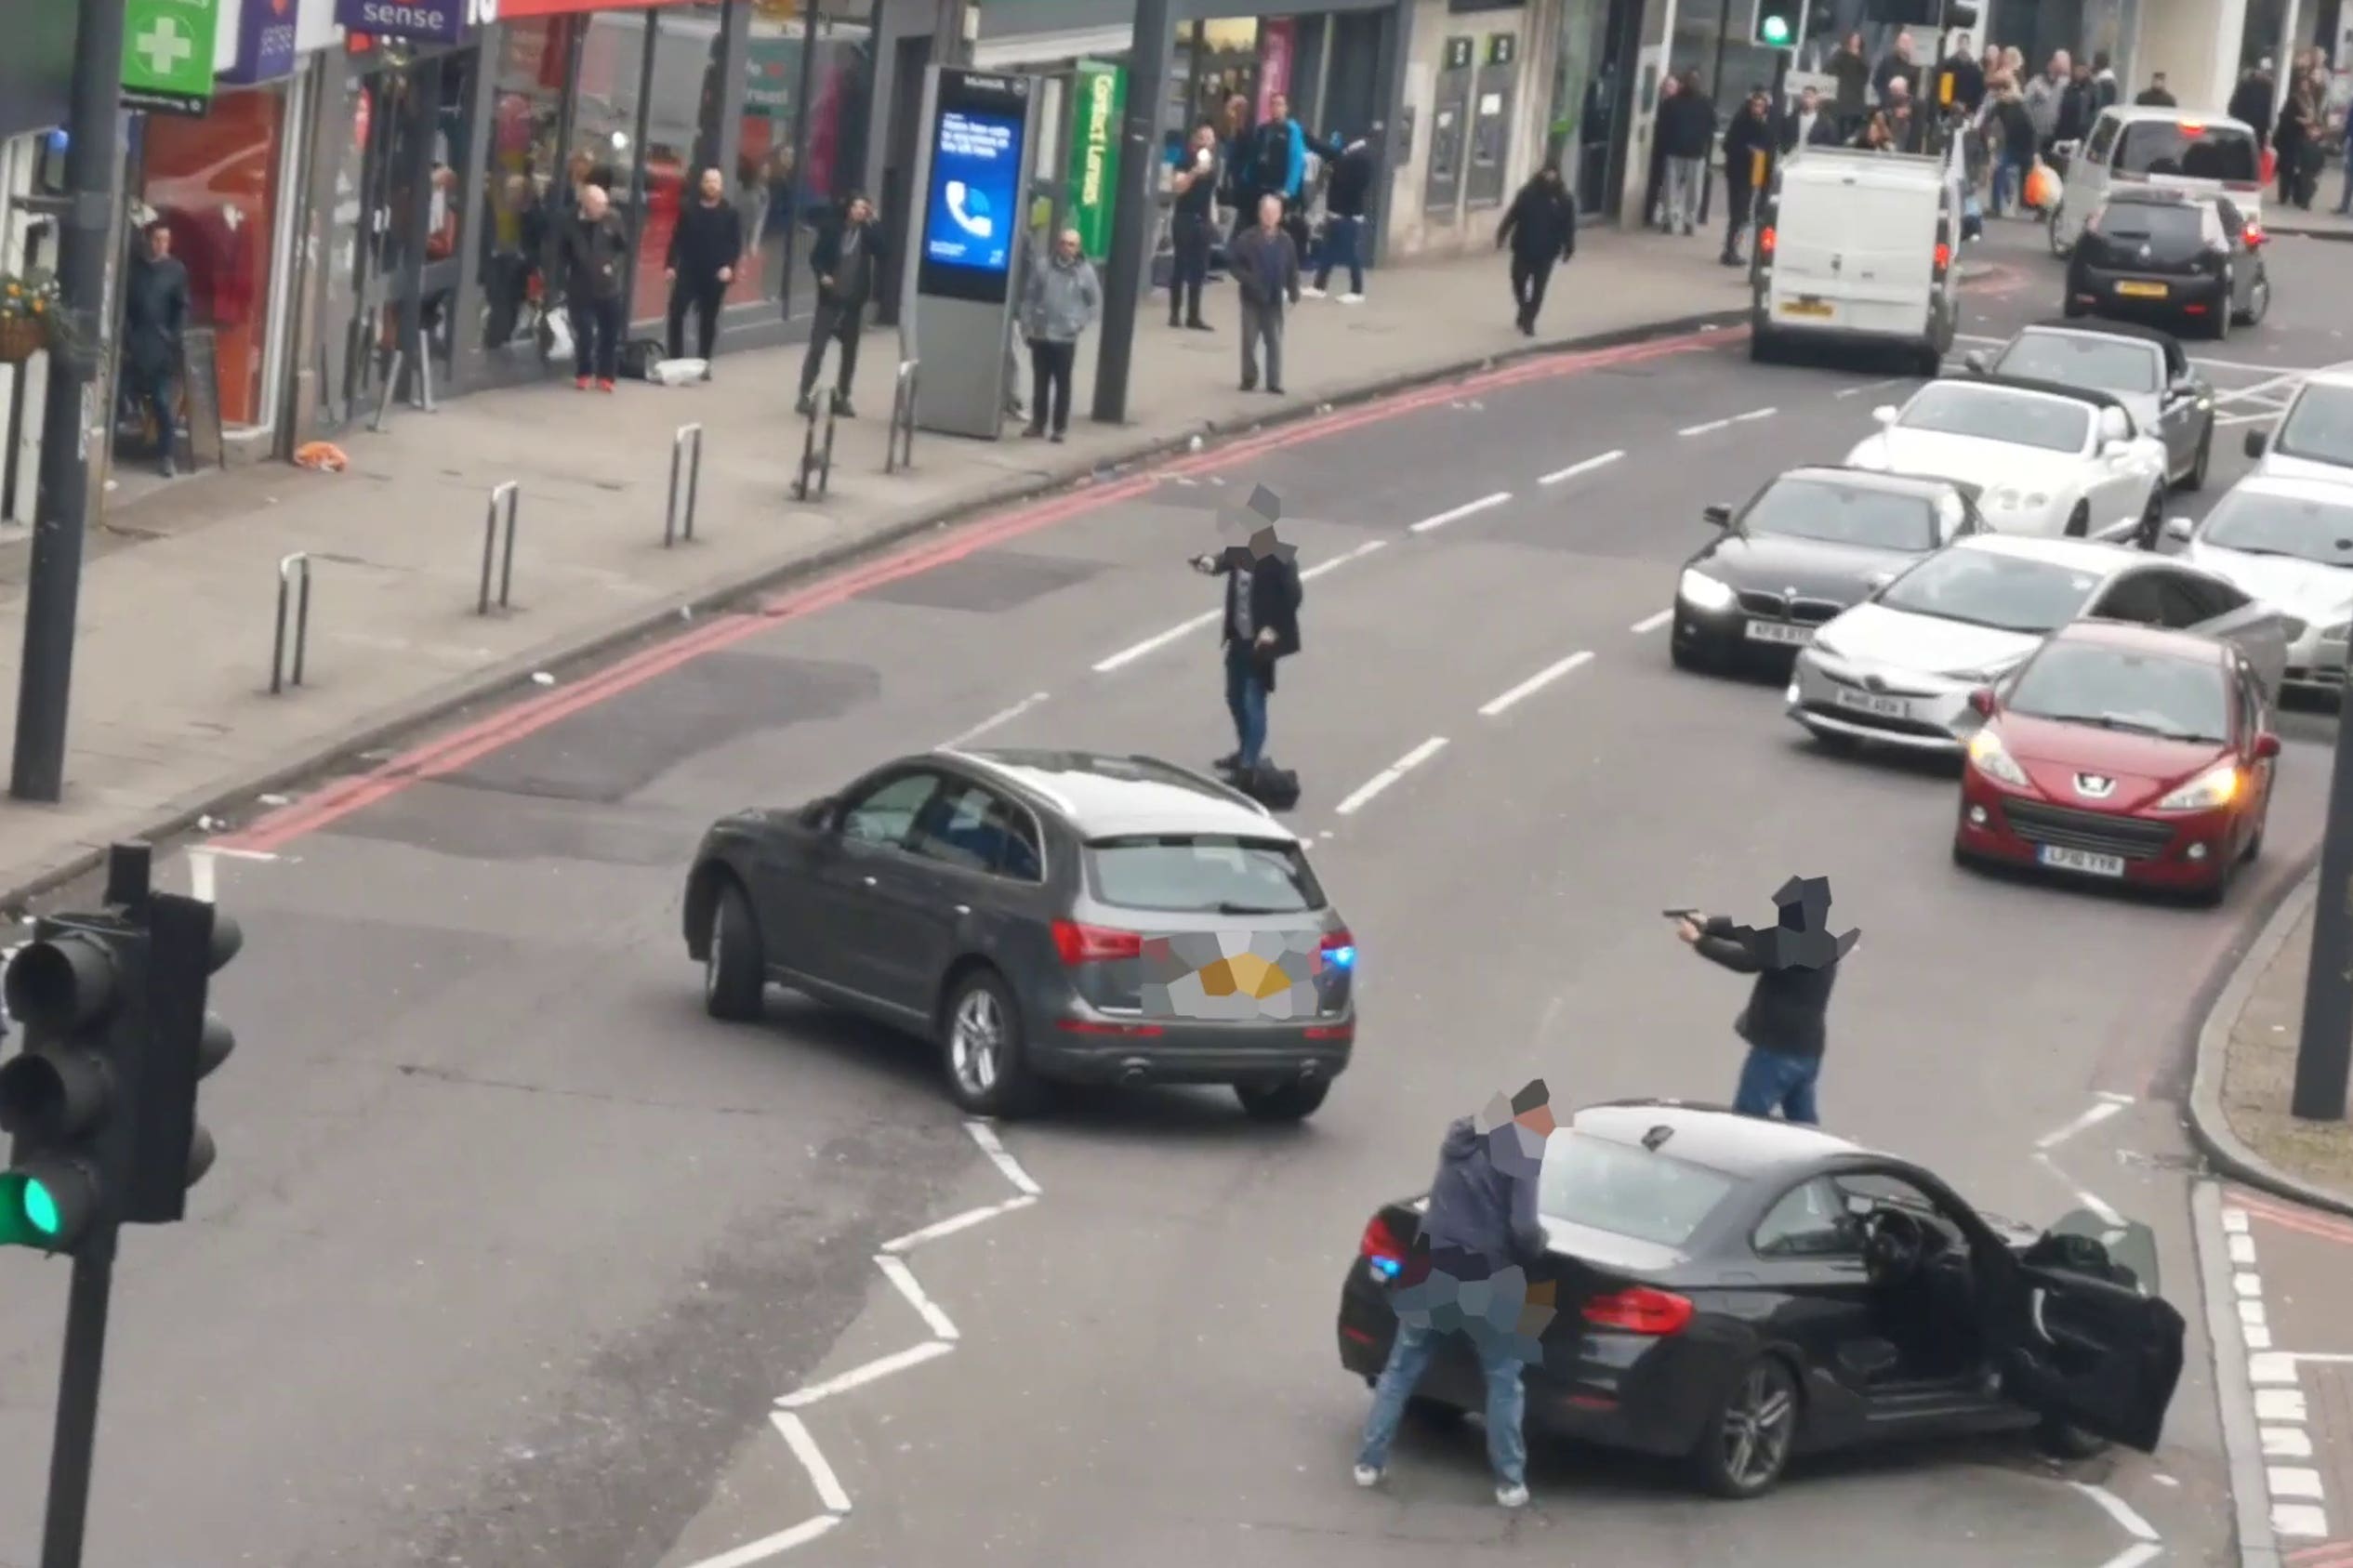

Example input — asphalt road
[2,221,2348,1568]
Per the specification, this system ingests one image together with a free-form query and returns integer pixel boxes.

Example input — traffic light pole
[2294,700,2353,1123]
[39,1225,117,1568]
[12,0,129,804]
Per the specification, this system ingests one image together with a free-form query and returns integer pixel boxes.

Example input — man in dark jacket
[1168,122,1221,329]
[1782,85,1841,152]
[1227,193,1300,395]
[1353,1079,1557,1510]
[663,165,745,375]
[1720,87,1773,266]
[797,193,883,418]
[1829,33,1872,137]
[1309,127,1380,301]
[1677,876,1859,1126]
[1659,70,1716,235]
[2054,60,2097,146]
[1495,162,1576,335]
[1938,35,1987,115]
[121,220,190,476]
[1189,497,1302,778]
[2135,72,2176,107]
[2228,62,2276,151]
[557,182,629,390]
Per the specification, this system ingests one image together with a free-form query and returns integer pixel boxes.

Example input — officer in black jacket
[797,193,884,417]
[1677,876,1859,1126]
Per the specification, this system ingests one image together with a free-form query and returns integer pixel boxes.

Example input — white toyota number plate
[2039,845,2127,877]
[1832,688,1908,718]
[1745,620,1812,645]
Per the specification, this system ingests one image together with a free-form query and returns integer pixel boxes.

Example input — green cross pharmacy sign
[123,0,220,119]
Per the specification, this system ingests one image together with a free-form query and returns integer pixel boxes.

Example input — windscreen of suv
[1877,549,2104,633]
[1537,1131,1738,1248]
[1897,384,2091,453]
[1995,332,2161,395]
[1084,836,1325,915]
[2115,122,2260,182]
[2276,383,2353,469]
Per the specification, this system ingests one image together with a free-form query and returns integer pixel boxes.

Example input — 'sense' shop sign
[336,0,496,44]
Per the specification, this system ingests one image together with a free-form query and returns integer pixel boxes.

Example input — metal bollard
[270,552,313,695]
[885,359,920,474]
[666,422,704,547]
[479,481,521,614]
[794,397,837,502]
[370,348,405,433]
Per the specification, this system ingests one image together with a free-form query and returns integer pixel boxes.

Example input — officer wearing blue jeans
[1677,876,1857,1126]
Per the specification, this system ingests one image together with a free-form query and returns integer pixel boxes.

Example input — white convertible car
[1845,375,2171,546]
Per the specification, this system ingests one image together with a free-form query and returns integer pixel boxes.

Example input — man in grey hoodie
[1354,1079,1557,1509]
[1020,227,1101,442]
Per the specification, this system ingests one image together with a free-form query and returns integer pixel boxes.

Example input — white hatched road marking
[682,1119,1041,1567]
[2092,1544,2163,1568]
[1539,449,1624,486]
[1090,541,1384,674]
[1408,492,1513,534]
[940,692,1050,749]
[1835,377,1909,400]
[1631,609,1673,634]
[1300,538,1388,581]
[1334,737,1448,816]
[2037,1098,2124,1150]
[2072,1482,2161,1542]
[1477,652,1593,718]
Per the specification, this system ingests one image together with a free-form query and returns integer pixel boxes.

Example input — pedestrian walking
[1659,69,1715,235]
[1169,122,1220,330]
[1352,1080,1557,1510]
[1990,84,2039,216]
[1676,876,1858,1127]
[557,181,629,391]
[1229,193,1301,396]
[121,219,189,477]
[1496,162,1576,336]
[2229,60,2278,151]
[1721,87,1773,266]
[663,166,745,376]
[2135,72,2176,107]
[1829,33,1872,137]
[1644,72,1684,228]
[797,192,883,418]
[1020,228,1099,444]
[1309,128,1379,303]
[1189,512,1302,779]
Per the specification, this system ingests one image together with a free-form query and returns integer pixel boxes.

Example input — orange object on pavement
[292,441,347,472]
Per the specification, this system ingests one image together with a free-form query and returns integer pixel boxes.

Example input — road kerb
[2199,1179,2290,1568]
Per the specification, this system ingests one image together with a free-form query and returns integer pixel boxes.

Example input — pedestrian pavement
[2198,873,2353,1216]
[2268,204,2353,243]
[0,230,1770,906]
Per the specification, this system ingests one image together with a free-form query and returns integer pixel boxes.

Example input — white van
[1749,146,1963,376]
[2046,107,2266,257]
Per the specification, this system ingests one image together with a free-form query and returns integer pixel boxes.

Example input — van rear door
[1773,162,1939,337]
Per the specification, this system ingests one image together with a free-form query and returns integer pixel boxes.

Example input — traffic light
[123,892,240,1221]
[0,916,147,1255]
[1754,0,1799,47]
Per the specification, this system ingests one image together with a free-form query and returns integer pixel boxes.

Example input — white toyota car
[1845,376,2170,544]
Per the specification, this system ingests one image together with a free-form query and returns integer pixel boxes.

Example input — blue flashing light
[45,129,68,152]
[1368,1255,1402,1280]
[1327,944,1357,970]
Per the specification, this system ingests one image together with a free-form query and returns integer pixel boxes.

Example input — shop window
[631,2,730,323]
[739,0,872,317]
[574,10,653,275]
[480,16,577,353]
[142,86,286,428]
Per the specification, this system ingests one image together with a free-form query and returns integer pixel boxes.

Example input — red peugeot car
[1952,621,2280,904]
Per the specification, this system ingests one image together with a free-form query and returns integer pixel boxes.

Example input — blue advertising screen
[922,110,1023,274]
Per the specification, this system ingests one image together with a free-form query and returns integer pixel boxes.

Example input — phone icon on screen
[945,180,995,240]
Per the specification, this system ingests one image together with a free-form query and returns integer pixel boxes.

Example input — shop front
[0,5,75,526]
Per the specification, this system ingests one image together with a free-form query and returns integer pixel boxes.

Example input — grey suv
[683,748,1358,1121]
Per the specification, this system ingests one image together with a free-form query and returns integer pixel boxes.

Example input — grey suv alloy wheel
[942,969,1040,1119]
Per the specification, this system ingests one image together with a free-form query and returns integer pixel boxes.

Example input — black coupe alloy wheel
[1697,1357,1801,1498]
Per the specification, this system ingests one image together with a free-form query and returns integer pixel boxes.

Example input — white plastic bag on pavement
[650,358,708,386]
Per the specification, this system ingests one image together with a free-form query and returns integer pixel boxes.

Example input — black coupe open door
[1995,1216,2186,1454]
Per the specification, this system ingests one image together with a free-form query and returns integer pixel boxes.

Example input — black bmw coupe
[1670,467,1989,674]
[1336,1100,2184,1498]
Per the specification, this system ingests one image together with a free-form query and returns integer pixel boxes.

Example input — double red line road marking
[2230,1186,2353,1250]
[216,326,1725,857]
[2289,1541,2353,1568]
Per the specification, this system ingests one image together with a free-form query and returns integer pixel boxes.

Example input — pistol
[1662,907,1701,922]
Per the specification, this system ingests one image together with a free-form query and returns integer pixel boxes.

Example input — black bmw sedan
[1670,467,1989,674]
[1335,1101,2184,1498]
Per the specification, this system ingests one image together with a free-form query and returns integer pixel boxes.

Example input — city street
[2,221,2349,1568]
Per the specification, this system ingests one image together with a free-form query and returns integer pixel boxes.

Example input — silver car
[1788,534,2291,755]
[2166,475,2353,692]
[1965,319,2215,494]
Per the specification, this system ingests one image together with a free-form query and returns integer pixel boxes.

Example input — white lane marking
[680,1515,842,1568]
[940,691,1050,749]
[1836,377,1907,400]
[201,845,280,863]
[2252,1351,2299,1384]
[2270,1467,2326,1499]
[874,1254,960,1341]
[2264,1426,2315,1458]
[2237,1272,2265,1298]
[774,1339,955,1409]
[880,1194,1038,1254]
[2256,1388,2309,1422]
[2222,1207,2251,1233]
[1408,492,1513,534]
[1632,609,1673,634]
[1732,406,1778,423]
[2217,410,2281,428]
[2070,1482,2161,1542]
[966,1118,1042,1195]
[769,1412,853,1514]
[2036,1099,2124,1150]
[1478,652,1593,718]
[2229,1232,2258,1265]
[2273,1502,2330,1536]
[1678,416,1731,436]
[2092,1545,2163,1568]
[2077,1187,2124,1225]
[1092,611,1219,673]
[2095,1090,2135,1104]
[1299,538,1387,581]
[187,850,217,904]
[1539,449,1625,486]
[1334,737,1449,817]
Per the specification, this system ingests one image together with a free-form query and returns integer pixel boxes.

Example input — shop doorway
[1577,0,1645,216]
[876,33,930,328]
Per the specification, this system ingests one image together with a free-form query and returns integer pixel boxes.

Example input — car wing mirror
[2244,428,2267,459]
[1965,686,1995,716]
[1871,404,1899,426]
[2102,439,2132,460]
[2163,515,2194,542]
[799,796,836,828]
[1962,349,1989,376]
[2254,732,2282,761]
[1863,569,1896,591]
[1703,503,1734,527]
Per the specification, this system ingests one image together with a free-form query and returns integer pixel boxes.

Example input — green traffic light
[21,1178,60,1237]
[1761,16,1792,43]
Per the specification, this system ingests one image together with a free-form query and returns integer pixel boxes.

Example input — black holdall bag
[1240,760,1301,811]
[620,336,667,380]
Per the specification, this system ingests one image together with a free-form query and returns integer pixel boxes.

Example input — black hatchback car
[684,748,1357,1120]
[2065,186,2271,341]
[1336,1101,2184,1498]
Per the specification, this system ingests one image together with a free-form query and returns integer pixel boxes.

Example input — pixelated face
[1136,929,1332,1021]
[1215,483,1297,565]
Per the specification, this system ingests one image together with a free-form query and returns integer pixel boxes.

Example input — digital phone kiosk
[901,66,1044,441]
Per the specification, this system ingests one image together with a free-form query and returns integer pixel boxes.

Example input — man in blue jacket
[1353,1079,1557,1509]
